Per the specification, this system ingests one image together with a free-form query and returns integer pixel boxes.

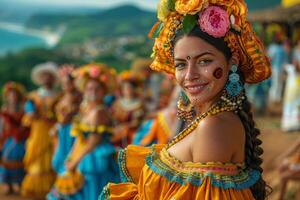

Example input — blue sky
[0,0,159,10]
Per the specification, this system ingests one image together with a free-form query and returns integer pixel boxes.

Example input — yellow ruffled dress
[100,144,259,200]
[21,91,59,198]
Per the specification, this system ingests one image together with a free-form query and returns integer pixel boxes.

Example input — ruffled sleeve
[118,144,165,183]
[70,120,113,141]
[100,183,138,200]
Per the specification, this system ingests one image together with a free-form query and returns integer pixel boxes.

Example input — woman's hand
[49,124,59,137]
[65,160,78,172]
[277,158,289,172]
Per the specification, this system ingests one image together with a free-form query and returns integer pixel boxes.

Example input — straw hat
[31,62,59,85]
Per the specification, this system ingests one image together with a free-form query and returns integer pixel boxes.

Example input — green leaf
[183,15,197,34]
[168,0,175,11]
[151,22,164,38]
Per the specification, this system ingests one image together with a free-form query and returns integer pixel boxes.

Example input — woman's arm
[278,138,300,161]
[66,133,102,171]
[66,108,110,171]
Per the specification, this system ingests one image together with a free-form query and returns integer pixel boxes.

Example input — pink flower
[89,66,101,78]
[198,6,230,38]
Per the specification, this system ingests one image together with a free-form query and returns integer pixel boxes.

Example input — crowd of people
[0,60,180,199]
[247,36,300,133]
[1,0,300,199]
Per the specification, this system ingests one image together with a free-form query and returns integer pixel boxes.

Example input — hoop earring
[177,91,194,121]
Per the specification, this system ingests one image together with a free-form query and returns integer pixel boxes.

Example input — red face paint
[213,68,223,79]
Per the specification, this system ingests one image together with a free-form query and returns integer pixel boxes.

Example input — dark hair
[66,74,75,81]
[173,25,271,199]
[238,93,272,200]
[123,79,139,89]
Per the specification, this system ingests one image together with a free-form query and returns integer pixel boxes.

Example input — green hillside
[26,5,157,44]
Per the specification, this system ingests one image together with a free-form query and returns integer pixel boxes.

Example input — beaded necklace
[166,96,240,149]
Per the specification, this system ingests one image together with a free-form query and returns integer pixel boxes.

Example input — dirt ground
[1,116,300,200]
[257,116,300,200]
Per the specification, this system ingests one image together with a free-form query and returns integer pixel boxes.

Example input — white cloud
[1,0,159,10]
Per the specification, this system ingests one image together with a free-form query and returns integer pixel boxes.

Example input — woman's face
[7,89,19,104]
[174,36,230,107]
[61,76,74,92]
[41,72,55,87]
[84,79,104,102]
[121,82,134,98]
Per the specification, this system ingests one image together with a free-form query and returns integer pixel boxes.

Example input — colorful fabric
[246,80,270,113]
[48,123,120,200]
[138,112,172,146]
[132,119,154,145]
[0,139,26,184]
[51,123,75,174]
[0,111,27,184]
[281,64,300,131]
[21,91,59,198]
[100,145,258,200]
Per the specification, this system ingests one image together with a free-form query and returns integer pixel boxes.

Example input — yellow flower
[157,0,170,21]
[175,0,205,15]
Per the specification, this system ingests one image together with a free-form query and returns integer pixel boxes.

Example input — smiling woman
[173,35,231,112]
[100,0,272,199]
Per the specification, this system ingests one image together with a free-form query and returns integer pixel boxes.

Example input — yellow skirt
[21,119,56,198]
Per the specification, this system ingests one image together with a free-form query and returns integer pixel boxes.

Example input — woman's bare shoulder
[191,112,245,163]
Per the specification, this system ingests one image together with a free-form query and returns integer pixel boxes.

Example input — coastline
[0,21,63,47]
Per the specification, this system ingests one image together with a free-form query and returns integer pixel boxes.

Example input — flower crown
[149,0,271,84]
[118,70,144,83]
[73,63,117,92]
[3,81,26,98]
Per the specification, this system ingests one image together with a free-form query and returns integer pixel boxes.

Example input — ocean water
[0,28,47,56]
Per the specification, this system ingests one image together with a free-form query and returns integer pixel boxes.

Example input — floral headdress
[3,81,26,99]
[73,63,117,92]
[149,0,271,84]
[118,70,144,83]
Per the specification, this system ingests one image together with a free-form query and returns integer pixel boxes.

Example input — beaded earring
[225,64,243,97]
[223,64,245,113]
[177,91,194,121]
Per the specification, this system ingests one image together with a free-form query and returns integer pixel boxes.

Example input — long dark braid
[237,93,272,199]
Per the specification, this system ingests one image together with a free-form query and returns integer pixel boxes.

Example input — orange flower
[175,0,206,15]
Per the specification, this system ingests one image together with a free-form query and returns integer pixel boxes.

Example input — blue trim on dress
[145,149,261,190]
[117,148,134,183]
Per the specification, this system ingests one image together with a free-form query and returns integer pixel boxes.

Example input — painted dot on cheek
[213,68,223,79]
